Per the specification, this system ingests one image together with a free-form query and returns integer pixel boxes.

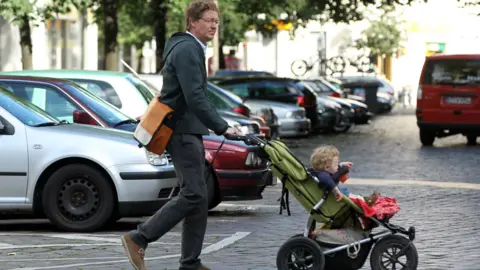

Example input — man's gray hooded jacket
[159,32,229,136]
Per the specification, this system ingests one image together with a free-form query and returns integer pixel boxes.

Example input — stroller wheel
[370,235,418,270]
[276,236,325,270]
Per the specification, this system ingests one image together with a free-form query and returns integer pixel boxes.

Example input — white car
[0,88,178,232]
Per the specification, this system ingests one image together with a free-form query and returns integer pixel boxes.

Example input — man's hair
[310,145,339,171]
[185,0,218,31]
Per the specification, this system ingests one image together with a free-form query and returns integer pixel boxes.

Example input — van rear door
[419,57,480,124]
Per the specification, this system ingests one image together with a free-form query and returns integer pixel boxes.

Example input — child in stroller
[222,134,419,270]
[308,145,385,223]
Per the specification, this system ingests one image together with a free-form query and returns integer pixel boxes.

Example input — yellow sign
[408,21,452,33]
[272,20,292,31]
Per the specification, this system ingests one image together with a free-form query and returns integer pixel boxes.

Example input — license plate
[445,97,471,105]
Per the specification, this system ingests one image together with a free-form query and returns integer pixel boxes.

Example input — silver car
[0,89,178,232]
[242,99,311,137]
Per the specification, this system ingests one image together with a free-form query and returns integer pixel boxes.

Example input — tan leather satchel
[133,39,188,155]
[134,97,179,155]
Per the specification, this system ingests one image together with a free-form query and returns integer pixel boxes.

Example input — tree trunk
[19,15,33,70]
[150,0,167,73]
[218,40,225,69]
[103,0,118,71]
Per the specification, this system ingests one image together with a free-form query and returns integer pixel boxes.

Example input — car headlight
[146,150,168,166]
[285,111,293,118]
[245,152,263,167]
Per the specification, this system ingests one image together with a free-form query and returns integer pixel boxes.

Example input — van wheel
[419,129,435,146]
[466,135,477,145]
[42,164,115,232]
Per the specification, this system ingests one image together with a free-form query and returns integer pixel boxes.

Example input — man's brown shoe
[121,234,146,270]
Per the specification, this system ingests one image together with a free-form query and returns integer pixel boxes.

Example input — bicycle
[290,55,346,77]
[291,48,374,77]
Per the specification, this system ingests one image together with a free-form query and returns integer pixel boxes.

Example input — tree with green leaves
[0,0,91,69]
[354,7,406,57]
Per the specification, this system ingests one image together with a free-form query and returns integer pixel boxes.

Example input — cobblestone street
[1,108,479,270]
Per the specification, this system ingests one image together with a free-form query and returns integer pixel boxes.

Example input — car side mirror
[0,117,14,135]
[73,110,95,125]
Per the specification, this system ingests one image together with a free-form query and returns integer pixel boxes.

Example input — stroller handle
[224,133,265,146]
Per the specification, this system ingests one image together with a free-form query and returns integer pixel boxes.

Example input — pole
[209,0,219,75]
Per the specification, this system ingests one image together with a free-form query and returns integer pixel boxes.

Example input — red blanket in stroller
[349,195,400,220]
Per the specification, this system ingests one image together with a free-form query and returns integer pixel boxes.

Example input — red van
[416,54,480,146]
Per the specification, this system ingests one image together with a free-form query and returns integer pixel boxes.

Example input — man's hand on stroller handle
[224,126,244,136]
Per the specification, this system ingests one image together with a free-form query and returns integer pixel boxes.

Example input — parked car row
[0,70,276,232]
[208,72,380,135]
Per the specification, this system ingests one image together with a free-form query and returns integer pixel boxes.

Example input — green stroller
[224,134,418,270]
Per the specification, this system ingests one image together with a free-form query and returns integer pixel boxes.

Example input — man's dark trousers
[128,133,208,269]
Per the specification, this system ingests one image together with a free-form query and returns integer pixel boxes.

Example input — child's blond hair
[310,145,339,171]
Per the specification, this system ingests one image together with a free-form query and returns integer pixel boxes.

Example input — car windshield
[423,59,480,86]
[318,79,344,95]
[208,82,243,104]
[60,82,132,126]
[0,87,59,126]
[126,75,155,102]
[222,80,299,98]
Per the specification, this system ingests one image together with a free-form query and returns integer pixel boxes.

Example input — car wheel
[42,164,115,232]
[206,168,220,210]
[333,118,352,133]
[419,128,435,146]
[466,135,477,146]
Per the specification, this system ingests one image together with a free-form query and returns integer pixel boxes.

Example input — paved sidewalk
[0,180,478,270]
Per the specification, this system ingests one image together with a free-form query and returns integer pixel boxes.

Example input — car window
[221,83,249,98]
[126,75,155,102]
[0,82,81,123]
[68,78,123,108]
[423,59,480,85]
[60,82,131,126]
[208,82,244,104]
[0,88,60,127]
[249,81,297,98]
[206,89,234,110]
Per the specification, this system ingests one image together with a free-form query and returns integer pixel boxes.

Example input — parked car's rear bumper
[278,118,311,137]
[353,108,372,124]
[216,168,270,201]
[417,121,480,134]
[377,102,393,113]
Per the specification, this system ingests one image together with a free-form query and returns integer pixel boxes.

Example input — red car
[0,75,273,210]
[416,54,480,146]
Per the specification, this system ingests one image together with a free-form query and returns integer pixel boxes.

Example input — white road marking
[0,233,218,250]
[0,232,232,237]
[200,232,250,254]
[47,234,120,243]
[268,178,480,190]
[0,241,213,250]
[218,203,278,209]
[8,232,251,270]
[346,178,480,190]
